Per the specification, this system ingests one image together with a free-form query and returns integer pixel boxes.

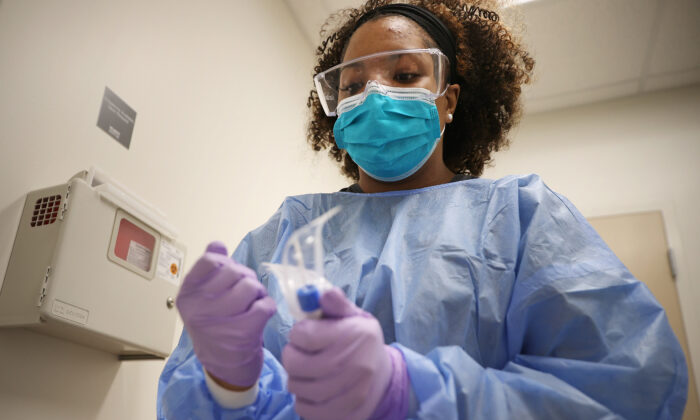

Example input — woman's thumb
[320,287,361,318]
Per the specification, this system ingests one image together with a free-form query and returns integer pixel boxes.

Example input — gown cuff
[203,370,259,409]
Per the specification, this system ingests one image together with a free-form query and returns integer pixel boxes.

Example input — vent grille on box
[30,195,61,227]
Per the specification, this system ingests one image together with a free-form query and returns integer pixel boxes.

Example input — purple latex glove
[176,241,276,388]
[282,288,409,420]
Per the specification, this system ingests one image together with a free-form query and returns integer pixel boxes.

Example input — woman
[158,1,688,419]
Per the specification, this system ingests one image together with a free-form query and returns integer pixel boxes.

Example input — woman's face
[341,15,459,128]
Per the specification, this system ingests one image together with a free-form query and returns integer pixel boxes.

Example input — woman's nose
[363,68,394,86]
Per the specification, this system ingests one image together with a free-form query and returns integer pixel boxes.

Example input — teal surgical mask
[333,82,444,182]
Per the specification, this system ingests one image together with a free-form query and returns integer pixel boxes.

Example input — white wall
[0,0,344,419]
[483,83,700,400]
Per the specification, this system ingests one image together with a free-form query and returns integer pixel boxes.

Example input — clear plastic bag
[262,206,341,321]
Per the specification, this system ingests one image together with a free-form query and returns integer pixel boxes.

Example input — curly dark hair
[306,0,535,180]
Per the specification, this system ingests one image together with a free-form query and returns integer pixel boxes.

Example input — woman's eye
[340,82,363,95]
[395,72,419,83]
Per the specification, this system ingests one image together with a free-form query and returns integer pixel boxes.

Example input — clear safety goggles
[314,48,450,117]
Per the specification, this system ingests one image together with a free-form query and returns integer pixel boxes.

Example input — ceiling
[284,0,700,113]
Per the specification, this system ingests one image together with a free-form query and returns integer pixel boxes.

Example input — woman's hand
[282,288,407,420]
[176,241,276,388]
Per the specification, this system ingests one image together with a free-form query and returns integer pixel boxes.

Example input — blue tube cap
[297,285,321,312]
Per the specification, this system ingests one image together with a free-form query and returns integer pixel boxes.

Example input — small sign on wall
[97,87,137,149]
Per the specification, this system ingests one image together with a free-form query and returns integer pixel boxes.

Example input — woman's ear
[446,83,460,117]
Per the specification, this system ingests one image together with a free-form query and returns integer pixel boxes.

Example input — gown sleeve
[157,328,299,419]
[397,177,688,420]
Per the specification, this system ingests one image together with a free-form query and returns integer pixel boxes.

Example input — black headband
[353,3,457,82]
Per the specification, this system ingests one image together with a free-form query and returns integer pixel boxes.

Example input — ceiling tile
[523,79,639,113]
[647,0,700,74]
[520,0,657,99]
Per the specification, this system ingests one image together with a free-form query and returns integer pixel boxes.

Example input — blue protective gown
[158,175,688,419]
